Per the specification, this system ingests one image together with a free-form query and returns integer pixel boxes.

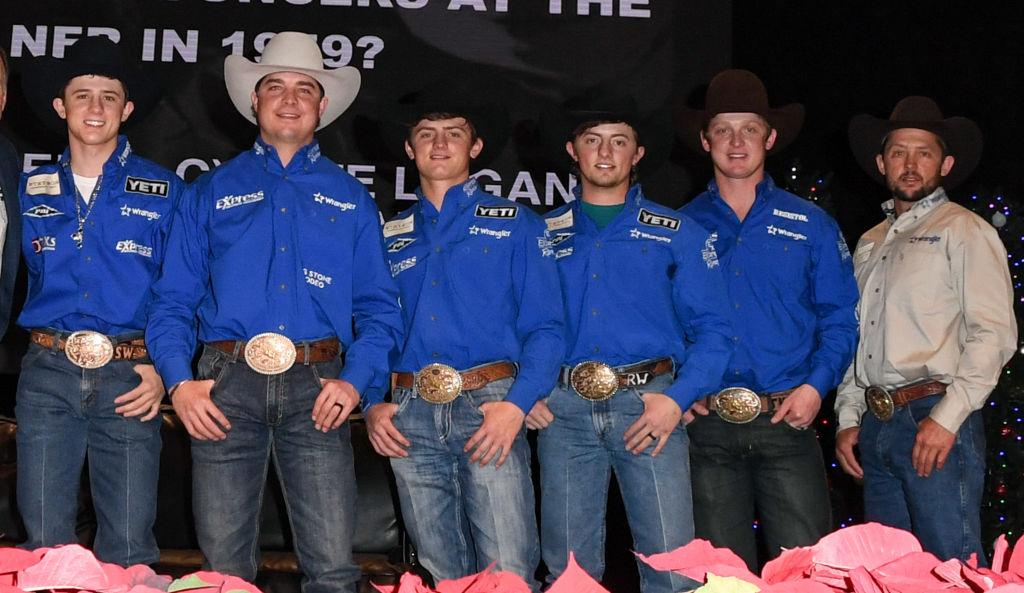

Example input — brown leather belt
[395,361,517,392]
[865,379,947,421]
[559,358,674,393]
[703,389,795,414]
[208,337,340,363]
[30,330,149,361]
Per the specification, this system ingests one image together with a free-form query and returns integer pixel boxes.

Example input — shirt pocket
[761,237,812,297]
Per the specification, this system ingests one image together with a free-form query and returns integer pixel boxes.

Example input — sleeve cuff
[664,379,699,411]
[160,358,195,389]
[806,367,835,399]
[505,382,542,414]
[928,389,973,435]
[339,365,373,398]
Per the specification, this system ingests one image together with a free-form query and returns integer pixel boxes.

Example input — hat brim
[673,102,805,155]
[21,55,162,135]
[224,55,361,131]
[848,114,983,190]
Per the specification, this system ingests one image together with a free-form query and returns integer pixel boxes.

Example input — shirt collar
[59,135,132,176]
[882,187,949,223]
[570,183,644,212]
[706,174,777,205]
[415,177,482,216]
[252,136,321,173]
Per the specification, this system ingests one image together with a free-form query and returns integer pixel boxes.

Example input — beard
[889,175,940,203]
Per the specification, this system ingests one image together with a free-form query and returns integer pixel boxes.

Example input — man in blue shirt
[365,81,563,589]
[525,96,733,593]
[146,33,402,593]
[678,70,859,569]
[15,37,182,566]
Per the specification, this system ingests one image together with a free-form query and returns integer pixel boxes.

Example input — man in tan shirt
[835,96,1017,563]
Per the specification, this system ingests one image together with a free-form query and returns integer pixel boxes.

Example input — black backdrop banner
[0,0,730,217]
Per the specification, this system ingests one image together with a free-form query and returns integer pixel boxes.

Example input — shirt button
[435,246,442,253]
[83,292,90,299]
[280,207,287,213]
[867,354,873,359]
[736,237,743,243]
[592,273,599,279]
[430,315,437,321]
[734,303,741,309]
[280,284,287,290]
[278,324,285,331]
[329,216,336,223]
[595,241,602,248]
[874,288,880,293]
[881,256,886,260]
[734,270,741,276]
[280,246,287,252]
[593,346,600,353]
[732,336,740,343]
[432,218,438,224]
[734,370,741,375]
[432,352,440,358]
[431,279,438,286]
[85,256,92,263]
[870,321,875,325]
[591,308,599,316]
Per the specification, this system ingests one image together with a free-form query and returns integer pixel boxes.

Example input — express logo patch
[637,208,680,231]
[475,204,518,219]
[388,237,417,253]
[23,204,63,218]
[124,176,169,197]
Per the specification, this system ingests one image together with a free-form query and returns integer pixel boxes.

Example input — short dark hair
[58,75,130,102]
[254,74,325,98]
[570,118,641,145]
[880,129,948,157]
[407,112,478,142]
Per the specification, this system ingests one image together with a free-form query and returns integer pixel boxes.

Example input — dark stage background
[1,1,1024,590]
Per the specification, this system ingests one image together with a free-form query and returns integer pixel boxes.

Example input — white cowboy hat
[224,31,361,130]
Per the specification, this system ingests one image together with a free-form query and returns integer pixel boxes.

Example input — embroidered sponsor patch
[702,231,720,269]
[23,204,63,218]
[216,191,264,210]
[475,204,518,219]
[838,238,852,261]
[313,192,356,211]
[124,176,169,197]
[116,239,153,258]
[388,237,417,253]
[390,256,417,277]
[31,236,56,253]
[550,232,573,246]
[637,208,680,231]
[908,235,941,244]
[120,204,161,221]
[469,225,511,239]
[383,214,414,238]
[855,242,874,261]
[772,208,809,222]
[555,247,573,259]
[304,267,333,289]
[25,173,61,196]
[537,235,554,257]
[629,228,672,244]
[546,209,573,231]
[766,225,807,241]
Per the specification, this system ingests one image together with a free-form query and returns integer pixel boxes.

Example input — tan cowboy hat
[675,69,804,154]
[224,31,361,130]
[848,96,982,189]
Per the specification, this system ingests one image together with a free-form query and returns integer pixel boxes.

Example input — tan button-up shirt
[836,189,1017,434]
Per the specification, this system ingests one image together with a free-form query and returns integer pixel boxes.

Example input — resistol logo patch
[637,208,680,231]
[475,204,518,219]
[124,177,169,197]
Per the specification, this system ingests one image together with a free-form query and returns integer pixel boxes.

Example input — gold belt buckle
[415,363,462,404]
[64,331,114,369]
[865,385,895,421]
[244,333,297,375]
[570,361,619,401]
[714,387,762,424]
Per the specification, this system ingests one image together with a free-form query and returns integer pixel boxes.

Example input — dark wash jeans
[860,394,987,564]
[688,413,831,570]
[190,346,360,593]
[15,341,162,566]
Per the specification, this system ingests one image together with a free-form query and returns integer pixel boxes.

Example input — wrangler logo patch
[637,208,680,231]
[475,204,518,219]
[124,176,169,197]
[23,204,63,218]
[25,173,61,196]
[388,237,417,253]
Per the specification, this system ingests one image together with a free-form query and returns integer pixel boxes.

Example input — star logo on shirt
[629,228,641,239]
[120,204,131,217]
[469,225,480,235]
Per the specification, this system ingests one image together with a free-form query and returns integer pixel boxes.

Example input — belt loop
[50,331,62,354]
[303,342,311,366]
[230,341,242,362]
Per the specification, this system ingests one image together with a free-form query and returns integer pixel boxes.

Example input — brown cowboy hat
[675,69,804,154]
[848,96,982,189]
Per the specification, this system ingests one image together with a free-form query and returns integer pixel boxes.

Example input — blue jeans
[688,412,830,570]
[537,372,697,593]
[15,340,162,566]
[190,346,360,593]
[859,394,987,564]
[389,376,540,590]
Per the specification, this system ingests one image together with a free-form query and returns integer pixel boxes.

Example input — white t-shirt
[73,173,99,204]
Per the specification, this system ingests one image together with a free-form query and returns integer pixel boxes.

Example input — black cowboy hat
[21,36,160,134]
[848,96,983,190]
[675,69,804,154]
[533,88,673,179]
[380,78,510,168]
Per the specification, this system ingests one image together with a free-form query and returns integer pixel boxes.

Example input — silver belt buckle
[865,385,895,421]
[714,387,762,424]
[244,333,297,375]
[415,363,462,404]
[65,331,114,369]
[570,361,619,401]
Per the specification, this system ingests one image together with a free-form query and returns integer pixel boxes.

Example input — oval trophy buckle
[244,333,297,375]
[714,387,762,424]
[865,385,895,422]
[570,361,619,401]
[415,363,463,404]
[65,331,114,369]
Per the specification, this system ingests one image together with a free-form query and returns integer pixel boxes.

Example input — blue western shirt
[681,176,859,396]
[18,136,182,335]
[146,138,403,399]
[544,185,733,409]
[380,178,564,412]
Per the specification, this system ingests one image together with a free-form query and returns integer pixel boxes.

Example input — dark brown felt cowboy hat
[848,96,983,189]
[675,69,805,154]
